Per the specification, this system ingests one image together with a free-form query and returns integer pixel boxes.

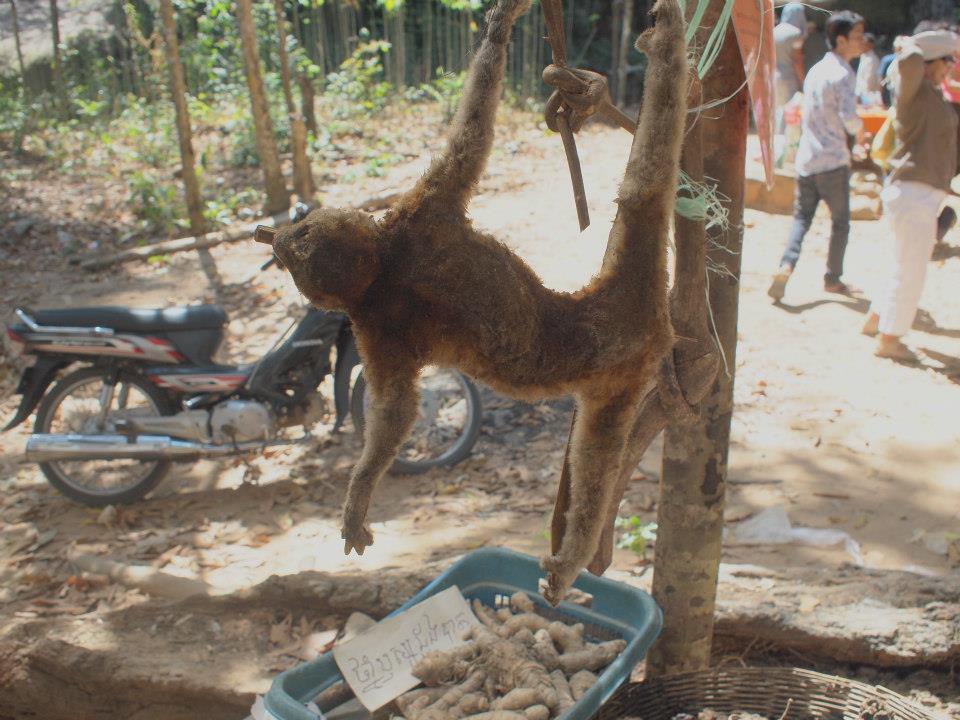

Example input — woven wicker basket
[594,667,944,720]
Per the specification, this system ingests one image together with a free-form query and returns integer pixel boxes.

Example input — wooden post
[158,0,206,237]
[647,7,749,677]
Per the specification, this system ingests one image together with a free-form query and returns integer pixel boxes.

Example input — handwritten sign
[332,586,479,711]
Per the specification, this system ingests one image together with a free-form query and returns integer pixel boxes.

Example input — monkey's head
[268,208,382,312]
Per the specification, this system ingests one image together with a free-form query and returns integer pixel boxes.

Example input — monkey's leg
[341,375,419,556]
[541,391,639,605]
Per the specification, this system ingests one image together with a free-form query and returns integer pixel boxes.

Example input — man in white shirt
[768,11,866,301]
[855,33,881,103]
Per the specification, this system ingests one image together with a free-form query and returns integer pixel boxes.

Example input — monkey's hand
[341,516,375,556]
[539,553,580,607]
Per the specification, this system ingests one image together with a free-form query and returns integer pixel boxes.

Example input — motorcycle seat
[31,305,228,333]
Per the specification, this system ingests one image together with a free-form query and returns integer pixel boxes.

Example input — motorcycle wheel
[350,367,482,475]
[33,367,175,506]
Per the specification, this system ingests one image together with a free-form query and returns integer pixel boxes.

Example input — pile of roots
[393,592,626,720]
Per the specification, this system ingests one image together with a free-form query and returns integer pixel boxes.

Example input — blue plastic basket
[263,547,662,720]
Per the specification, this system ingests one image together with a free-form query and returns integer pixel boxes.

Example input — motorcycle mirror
[254,225,277,245]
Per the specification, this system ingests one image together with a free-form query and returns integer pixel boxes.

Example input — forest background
[0,0,955,248]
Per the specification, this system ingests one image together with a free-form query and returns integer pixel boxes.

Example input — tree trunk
[49,0,65,113]
[9,0,25,83]
[615,0,634,107]
[298,74,318,135]
[158,0,206,237]
[237,0,290,214]
[647,11,748,678]
[273,0,316,200]
[609,0,624,105]
[422,0,433,82]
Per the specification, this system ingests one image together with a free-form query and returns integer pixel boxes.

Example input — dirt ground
[1,120,959,717]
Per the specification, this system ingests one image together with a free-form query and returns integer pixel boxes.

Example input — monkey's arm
[341,370,420,555]
[412,0,531,212]
[601,0,688,277]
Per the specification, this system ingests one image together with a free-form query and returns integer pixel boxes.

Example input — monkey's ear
[254,225,277,245]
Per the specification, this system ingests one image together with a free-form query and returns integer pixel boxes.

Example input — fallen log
[80,186,409,272]
[79,210,293,271]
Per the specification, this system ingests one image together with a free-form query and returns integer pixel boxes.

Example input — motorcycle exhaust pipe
[25,434,289,462]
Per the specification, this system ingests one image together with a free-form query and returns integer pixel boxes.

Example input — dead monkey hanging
[261,0,689,604]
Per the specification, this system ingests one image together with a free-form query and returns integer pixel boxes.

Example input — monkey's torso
[348,214,671,401]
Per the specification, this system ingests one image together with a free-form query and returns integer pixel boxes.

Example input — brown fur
[269,0,688,604]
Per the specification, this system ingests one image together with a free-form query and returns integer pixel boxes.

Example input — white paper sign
[332,586,478,711]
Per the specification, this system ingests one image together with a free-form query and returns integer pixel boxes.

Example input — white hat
[912,30,960,61]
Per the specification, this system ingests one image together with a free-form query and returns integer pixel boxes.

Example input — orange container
[858,109,888,136]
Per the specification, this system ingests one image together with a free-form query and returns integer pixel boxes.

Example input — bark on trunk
[609,0,624,104]
[273,0,316,200]
[422,0,433,83]
[159,0,206,237]
[9,0,25,82]
[615,0,634,108]
[647,13,749,678]
[237,0,290,214]
[49,0,65,113]
[298,73,318,136]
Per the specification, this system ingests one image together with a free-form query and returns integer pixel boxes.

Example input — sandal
[767,266,792,301]
[874,337,918,362]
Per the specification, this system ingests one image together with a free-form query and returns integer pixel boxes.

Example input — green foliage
[324,30,392,117]
[406,68,466,121]
[111,97,176,167]
[203,187,263,225]
[0,88,30,149]
[363,150,404,177]
[127,170,186,235]
[614,516,657,556]
[225,116,262,168]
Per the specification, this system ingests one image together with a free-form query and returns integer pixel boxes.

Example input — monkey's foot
[341,522,375,556]
[540,554,580,607]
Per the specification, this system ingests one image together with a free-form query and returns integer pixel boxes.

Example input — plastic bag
[870,110,896,169]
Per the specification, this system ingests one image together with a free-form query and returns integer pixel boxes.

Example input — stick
[79,210,292,271]
[69,551,212,601]
[540,0,590,231]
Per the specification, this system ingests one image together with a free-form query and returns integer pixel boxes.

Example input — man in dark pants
[769,11,866,301]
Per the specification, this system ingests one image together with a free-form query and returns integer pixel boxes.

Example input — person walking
[862,30,960,360]
[774,3,808,134]
[856,33,881,104]
[768,11,866,302]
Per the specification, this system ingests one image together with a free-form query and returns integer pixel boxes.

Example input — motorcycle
[3,248,482,507]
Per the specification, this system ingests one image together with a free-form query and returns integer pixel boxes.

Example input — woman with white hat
[863,30,960,360]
